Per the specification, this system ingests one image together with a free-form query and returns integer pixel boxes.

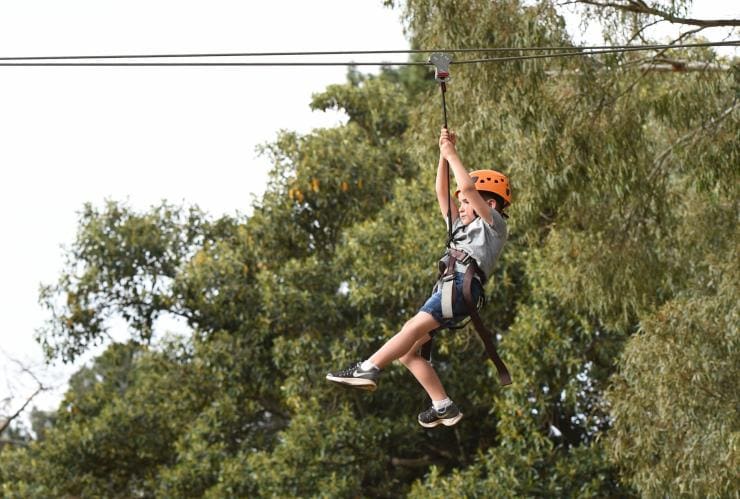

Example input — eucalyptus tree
[1,1,736,497]
[399,0,738,497]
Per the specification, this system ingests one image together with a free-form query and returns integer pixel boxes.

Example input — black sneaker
[326,362,380,391]
[418,403,463,428]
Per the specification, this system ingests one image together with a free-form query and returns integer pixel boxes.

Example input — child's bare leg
[369,312,440,369]
[398,336,447,401]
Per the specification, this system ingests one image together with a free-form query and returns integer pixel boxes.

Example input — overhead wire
[0,40,737,61]
[453,42,739,64]
[0,61,429,66]
[0,41,736,66]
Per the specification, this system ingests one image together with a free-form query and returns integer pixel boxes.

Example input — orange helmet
[455,169,512,207]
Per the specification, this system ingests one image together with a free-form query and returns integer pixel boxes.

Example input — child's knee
[401,315,433,338]
[399,350,417,366]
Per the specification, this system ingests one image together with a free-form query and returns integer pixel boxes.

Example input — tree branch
[0,356,50,435]
[545,60,730,75]
[571,0,740,27]
[0,385,44,434]
[620,98,739,230]
[648,99,738,183]
[588,26,728,118]
[635,61,731,72]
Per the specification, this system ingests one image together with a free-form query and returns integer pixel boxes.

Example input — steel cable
[0,41,736,66]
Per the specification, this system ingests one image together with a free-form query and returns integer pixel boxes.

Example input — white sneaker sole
[325,375,377,391]
[418,412,463,428]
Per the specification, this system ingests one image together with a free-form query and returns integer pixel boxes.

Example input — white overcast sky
[0,0,411,419]
[0,1,736,423]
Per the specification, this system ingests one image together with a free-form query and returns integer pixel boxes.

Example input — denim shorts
[419,271,483,328]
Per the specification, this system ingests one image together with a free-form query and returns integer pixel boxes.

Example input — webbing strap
[440,252,458,319]
[462,266,512,386]
[440,277,455,319]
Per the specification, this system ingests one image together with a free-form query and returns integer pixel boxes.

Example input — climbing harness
[423,54,512,386]
[437,249,512,386]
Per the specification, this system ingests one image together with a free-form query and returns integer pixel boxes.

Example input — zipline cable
[0,61,430,66]
[454,41,740,64]
[0,41,736,64]
[0,40,737,60]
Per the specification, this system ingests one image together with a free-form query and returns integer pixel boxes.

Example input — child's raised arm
[435,129,460,223]
[439,128,494,225]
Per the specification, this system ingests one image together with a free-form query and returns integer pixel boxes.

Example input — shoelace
[421,405,454,420]
[337,362,361,376]
[419,407,440,421]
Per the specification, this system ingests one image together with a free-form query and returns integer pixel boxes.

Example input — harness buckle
[447,248,472,266]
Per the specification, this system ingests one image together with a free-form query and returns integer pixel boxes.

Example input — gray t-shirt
[444,208,507,280]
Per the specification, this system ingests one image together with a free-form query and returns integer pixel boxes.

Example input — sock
[432,397,453,411]
[360,360,379,372]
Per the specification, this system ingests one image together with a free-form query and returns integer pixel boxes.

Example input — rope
[439,82,454,249]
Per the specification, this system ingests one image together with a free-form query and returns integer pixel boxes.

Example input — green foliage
[3,1,737,497]
[397,0,737,496]
[2,341,205,497]
[607,255,739,497]
[36,202,216,362]
[247,403,389,497]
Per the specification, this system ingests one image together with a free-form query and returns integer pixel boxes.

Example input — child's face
[457,193,476,225]
[458,193,495,225]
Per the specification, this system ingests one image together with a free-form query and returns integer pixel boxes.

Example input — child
[326,128,511,428]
